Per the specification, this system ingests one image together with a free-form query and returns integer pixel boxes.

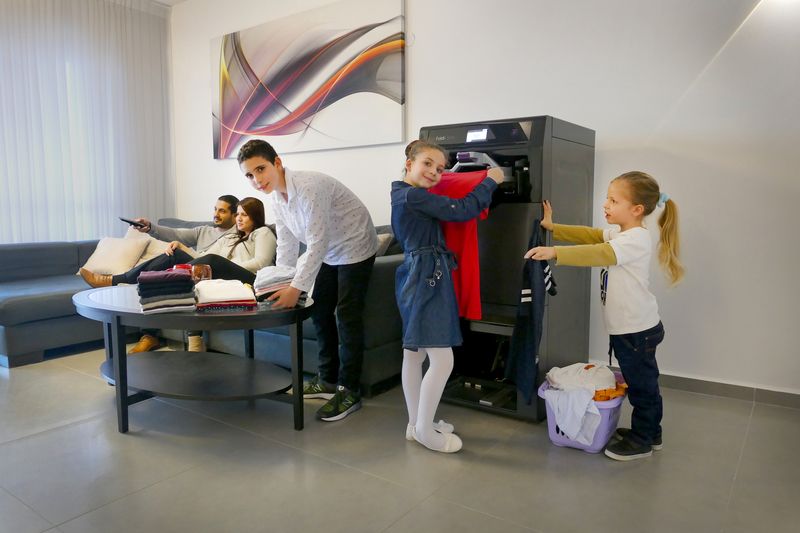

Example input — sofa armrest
[362,254,403,348]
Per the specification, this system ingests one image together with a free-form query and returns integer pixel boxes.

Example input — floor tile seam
[49,462,201,530]
[0,410,109,448]
[54,361,113,385]
[724,400,755,511]
[431,495,543,532]
[0,483,56,529]
[662,386,755,405]
[152,398,415,490]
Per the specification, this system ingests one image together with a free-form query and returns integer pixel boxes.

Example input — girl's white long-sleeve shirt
[554,223,660,335]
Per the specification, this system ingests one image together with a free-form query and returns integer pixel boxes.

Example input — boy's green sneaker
[316,386,361,422]
[302,375,336,400]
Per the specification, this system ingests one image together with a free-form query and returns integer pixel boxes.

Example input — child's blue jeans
[610,321,665,446]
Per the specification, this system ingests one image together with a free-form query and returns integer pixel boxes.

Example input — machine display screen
[466,128,488,142]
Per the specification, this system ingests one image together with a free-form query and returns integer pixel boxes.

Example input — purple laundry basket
[537,379,625,454]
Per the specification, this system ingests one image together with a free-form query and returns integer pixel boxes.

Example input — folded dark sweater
[137,269,193,284]
[137,282,196,298]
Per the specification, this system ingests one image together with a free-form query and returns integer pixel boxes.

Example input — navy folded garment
[137,269,193,284]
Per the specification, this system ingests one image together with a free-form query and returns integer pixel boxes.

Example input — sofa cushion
[80,237,148,275]
[0,274,90,326]
[0,242,81,282]
[123,227,172,266]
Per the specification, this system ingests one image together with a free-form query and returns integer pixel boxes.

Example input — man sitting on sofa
[116,194,239,353]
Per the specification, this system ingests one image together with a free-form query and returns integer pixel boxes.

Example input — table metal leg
[110,316,129,433]
[244,329,255,359]
[290,318,304,430]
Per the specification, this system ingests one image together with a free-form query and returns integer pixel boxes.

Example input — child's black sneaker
[604,436,653,461]
[302,375,336,399]
[613,427,663,451]
[316,386,361,422]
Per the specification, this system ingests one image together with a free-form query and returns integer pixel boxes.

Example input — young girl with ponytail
[525,171,684,461]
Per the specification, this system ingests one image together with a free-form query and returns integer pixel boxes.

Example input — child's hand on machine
[541,200,554,231]
[486,167,505,184]
[525,246,556,261]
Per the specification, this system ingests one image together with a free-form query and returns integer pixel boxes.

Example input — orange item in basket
[593,378,628,402]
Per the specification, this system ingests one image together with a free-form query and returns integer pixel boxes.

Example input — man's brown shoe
[79,268,112,288]
[128,334,161,354]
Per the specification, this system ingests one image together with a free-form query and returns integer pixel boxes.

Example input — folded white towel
[194,279,255,304]
[254,265,296,289]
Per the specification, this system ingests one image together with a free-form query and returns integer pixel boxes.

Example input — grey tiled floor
[1,347,798,533]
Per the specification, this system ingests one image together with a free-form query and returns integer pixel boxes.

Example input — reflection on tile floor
[0,347,797,533]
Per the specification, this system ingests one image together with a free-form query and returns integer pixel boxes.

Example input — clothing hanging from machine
[506,218,557,404]
[429,170,490,320]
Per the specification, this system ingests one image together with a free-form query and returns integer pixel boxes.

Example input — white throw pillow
[376,233,393,256]
[124,226,171,266]
[81,237,149,275]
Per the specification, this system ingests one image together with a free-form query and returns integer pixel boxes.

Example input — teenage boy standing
[238,140,378,421]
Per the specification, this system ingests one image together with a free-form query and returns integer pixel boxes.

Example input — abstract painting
[211,0,404,158]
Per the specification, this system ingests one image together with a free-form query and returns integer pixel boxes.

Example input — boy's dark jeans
[610,321,665,446]
[311,255,376,392]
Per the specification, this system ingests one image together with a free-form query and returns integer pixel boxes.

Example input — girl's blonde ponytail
[657,199,684,285]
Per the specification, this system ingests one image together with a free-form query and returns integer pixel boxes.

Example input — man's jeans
[311,255,376,392]
[610,321,665,446]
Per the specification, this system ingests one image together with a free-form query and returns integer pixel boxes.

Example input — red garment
[429,170,490,320]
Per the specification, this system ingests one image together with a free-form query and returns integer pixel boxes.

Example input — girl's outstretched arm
[525,242,617,267]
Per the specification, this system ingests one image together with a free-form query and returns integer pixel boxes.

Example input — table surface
[73,285,313,330]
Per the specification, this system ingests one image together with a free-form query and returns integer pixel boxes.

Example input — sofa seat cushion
[0,275,90,326]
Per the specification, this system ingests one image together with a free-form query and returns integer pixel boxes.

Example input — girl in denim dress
[390,140,503,453]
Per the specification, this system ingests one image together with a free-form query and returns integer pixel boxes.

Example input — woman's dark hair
[227,197,266,257]
[237,139,278,164]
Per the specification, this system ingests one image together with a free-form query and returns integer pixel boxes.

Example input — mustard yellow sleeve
[553,223,605,245]
[555,243,617,267]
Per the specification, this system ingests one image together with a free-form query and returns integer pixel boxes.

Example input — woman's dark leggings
[111,252,256,285]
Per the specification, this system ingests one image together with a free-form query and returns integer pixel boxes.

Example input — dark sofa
[0,221,405,396]
[0,241,103,367]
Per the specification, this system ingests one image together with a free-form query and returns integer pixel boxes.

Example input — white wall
[170,0,800,393]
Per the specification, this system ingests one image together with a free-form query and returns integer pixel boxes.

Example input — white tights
[402,347,454,449]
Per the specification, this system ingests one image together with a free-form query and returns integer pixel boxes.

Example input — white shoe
[413,431,463,454]
[405,420,455,441]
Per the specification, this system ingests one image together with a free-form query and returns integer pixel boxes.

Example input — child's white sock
[402,348,425,427]
[414,347,455,451]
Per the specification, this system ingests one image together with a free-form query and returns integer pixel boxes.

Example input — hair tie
[657,192,670,207]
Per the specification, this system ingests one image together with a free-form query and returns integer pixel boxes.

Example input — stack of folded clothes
[137,270,196,314]
[195,279,257,312]
[253,265,298,301]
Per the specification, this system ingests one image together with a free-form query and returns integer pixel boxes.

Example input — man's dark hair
[237,139,278,164]
[217,195,240,212]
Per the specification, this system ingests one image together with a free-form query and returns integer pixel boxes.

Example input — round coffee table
[73,285,313,433]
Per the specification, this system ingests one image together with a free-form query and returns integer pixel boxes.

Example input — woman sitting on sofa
[80,197,276,287]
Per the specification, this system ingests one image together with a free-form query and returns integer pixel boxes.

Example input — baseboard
[587,359,800,410]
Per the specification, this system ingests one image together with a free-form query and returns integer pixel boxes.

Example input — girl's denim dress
[390,178,496,350]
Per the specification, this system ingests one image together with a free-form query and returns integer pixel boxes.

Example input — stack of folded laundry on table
[543,363,627,446]
[137,269,196,314]
[195,279,257,312]
[253,265,307,304]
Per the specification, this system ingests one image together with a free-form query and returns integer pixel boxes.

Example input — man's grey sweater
[148,224,236,254]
